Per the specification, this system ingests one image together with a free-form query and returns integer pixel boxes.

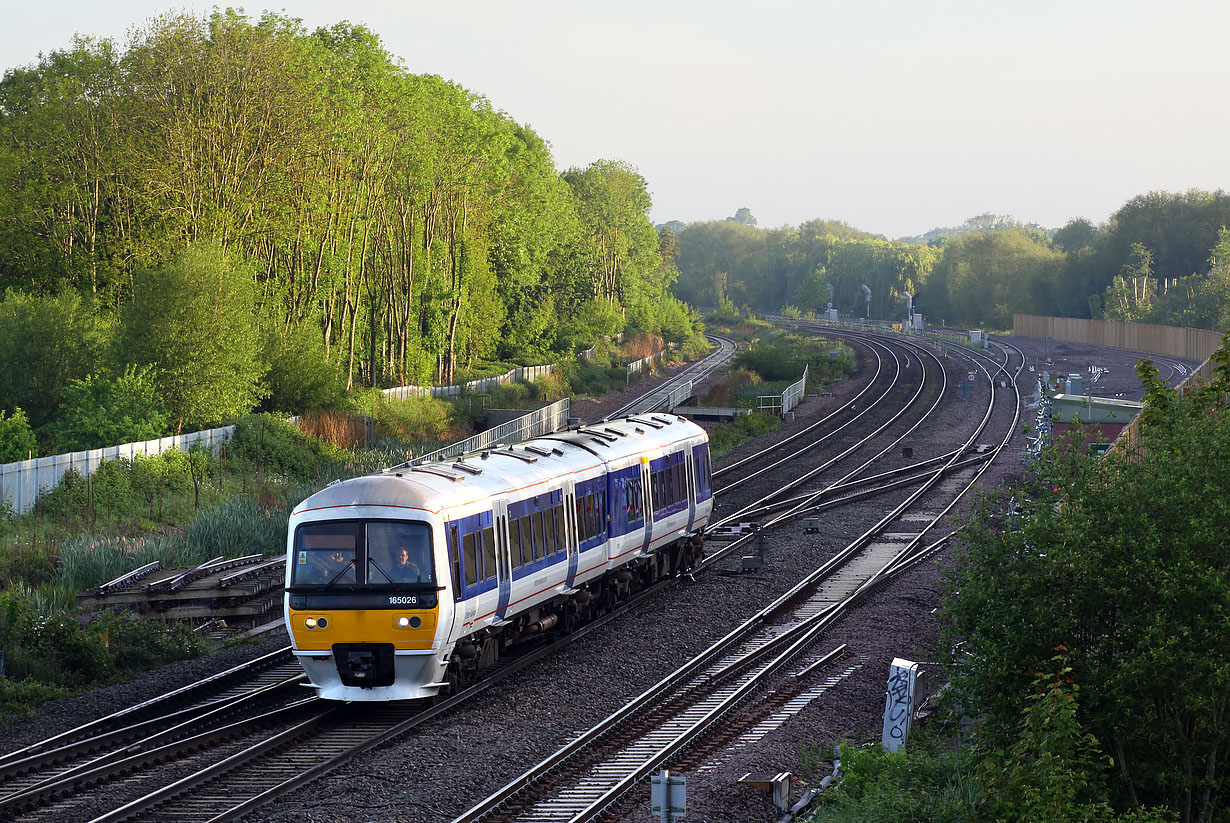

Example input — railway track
[2,329,1021,823]
[451,331,1023,823]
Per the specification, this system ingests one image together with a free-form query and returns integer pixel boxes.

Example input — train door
[685,447,697,533]
[639,456,653,552]
[562,478,579,587]
[492,497,512,621]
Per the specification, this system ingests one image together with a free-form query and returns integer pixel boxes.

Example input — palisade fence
[0,426,235,516]
[409,398,571,465]
[382,363,556,400]
[626,349,667,380]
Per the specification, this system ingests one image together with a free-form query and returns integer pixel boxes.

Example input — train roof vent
[651,415,675,426]
[522,444,563,457]
[451,461,483,476]
[627,416,664,429]
[578,427,619,443]
[491,448,538,464]
[603,426,628,438]
[409,465,467,482]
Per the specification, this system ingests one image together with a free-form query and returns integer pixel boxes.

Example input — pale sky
[4,1,1228,238]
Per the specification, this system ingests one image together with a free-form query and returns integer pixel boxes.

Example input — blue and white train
[284,414,713,701]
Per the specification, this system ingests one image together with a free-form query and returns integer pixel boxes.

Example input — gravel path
[1,332,1176,823]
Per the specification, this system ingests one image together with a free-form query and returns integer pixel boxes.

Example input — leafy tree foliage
[944,338,1230,821]
[44,366,169,451]
[0,408,37,462]
[672,219,936,320]
[0,10,693,429]
[0,289,107,428]
[927,229,1064,327]
[115,242,266,432]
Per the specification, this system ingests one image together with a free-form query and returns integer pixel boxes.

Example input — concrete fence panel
[0,424,236,515]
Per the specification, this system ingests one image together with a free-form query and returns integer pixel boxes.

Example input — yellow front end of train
[284,509,454,701]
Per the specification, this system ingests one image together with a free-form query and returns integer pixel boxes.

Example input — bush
[228,414,335,482]
[708,412,781,458]
[0,408,37,463]
[44,365,170,452]
[89,610,208,674]
[259,324,347,414]
[373,396,451,442]
[0,676,70,720]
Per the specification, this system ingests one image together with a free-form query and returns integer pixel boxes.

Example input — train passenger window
[519,517,533,565]
[587,493,599,537]
[482,525,496,580]
[551,505,563,553]
[509,516,523,568]
[575,497,587,543]
[674,465,683,504]
[462,531,478,586]
[532,511,545,560]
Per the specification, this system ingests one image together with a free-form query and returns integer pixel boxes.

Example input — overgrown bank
[804,340,1230,823]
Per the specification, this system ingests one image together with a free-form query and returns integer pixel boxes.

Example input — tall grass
[59,533,196,592]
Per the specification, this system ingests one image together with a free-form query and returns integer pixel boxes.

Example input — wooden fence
[1013,314,1223,362]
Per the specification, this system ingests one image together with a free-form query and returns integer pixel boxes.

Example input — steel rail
[453,337,1024,822]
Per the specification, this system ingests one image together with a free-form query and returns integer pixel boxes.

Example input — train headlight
[394,615,423,629]
[397,616,410,628]
[305,617,317,629]
[303,616,329,629]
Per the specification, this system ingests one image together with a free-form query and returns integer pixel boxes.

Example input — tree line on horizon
[670,192,1230,331]
[0,10,702,450]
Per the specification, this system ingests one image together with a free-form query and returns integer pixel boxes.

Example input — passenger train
[284,414,713,701]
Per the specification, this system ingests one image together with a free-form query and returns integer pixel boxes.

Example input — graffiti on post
[881,658,919,752]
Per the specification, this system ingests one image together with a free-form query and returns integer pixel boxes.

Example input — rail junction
[2,328,1046,823]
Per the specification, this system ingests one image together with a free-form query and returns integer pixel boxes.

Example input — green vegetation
[707,412,782,459]
[0,11,704,461]
[702,328,854,458]
[803,337,1230,822]
[673,194,1230,330]
[0,592,209,719]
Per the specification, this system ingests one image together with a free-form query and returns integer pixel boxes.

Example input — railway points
[5,325,1187,823]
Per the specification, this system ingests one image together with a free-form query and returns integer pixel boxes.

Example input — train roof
[290,415,707,519]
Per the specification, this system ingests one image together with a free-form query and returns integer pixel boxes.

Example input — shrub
[0,408,37,463]
[0,677,70,720]
[373,396,451,442]
[44,365,170,452]
[89,610,208,674]
[708,412,781,458]
[228,414,334,482]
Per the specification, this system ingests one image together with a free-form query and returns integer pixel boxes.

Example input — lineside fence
[383,363,556,400]
[409,398,571,465]
[625,349,668,381]
[0,426,235,515]
[1013,314,1223,362]
[757,365,808,416]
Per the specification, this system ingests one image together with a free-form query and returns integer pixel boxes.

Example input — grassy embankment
[0,337,697,718]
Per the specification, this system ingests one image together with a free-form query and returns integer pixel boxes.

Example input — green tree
[45,365,169,451]
[0,289,108,429]
[116,242,266,432]
[0,408,37,462]
[945,342,1230,821]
